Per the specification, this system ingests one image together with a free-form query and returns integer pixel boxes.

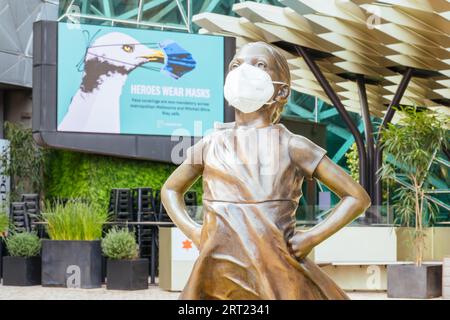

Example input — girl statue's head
[226,41,291,124]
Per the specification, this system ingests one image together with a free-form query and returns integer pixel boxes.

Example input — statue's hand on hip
[288,230,316,259]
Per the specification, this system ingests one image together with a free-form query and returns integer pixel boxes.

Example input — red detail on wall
[182,239,193,250]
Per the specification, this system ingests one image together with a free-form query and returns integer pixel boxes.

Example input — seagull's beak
[141,49,165,63]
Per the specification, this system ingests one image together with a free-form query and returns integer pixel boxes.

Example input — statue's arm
[288,136,371,258]
[161,143,204,247]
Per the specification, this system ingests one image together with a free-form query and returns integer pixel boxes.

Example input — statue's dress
[180,123,348,300]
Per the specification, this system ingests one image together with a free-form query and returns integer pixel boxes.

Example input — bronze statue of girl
[162,42,371,300]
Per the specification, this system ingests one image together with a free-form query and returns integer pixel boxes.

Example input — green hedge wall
[44,150,202,211]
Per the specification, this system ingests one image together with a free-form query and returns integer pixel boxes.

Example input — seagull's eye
[122,45,134,53]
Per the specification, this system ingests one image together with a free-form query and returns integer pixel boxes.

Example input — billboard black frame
[32,20,236,163]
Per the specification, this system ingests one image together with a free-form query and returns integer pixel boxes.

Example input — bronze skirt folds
[180,200,348,300]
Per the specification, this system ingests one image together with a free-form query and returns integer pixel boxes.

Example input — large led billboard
[57,23,224,136]
[33,21,235,163]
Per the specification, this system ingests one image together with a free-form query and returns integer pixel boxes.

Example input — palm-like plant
[379,107,448,266]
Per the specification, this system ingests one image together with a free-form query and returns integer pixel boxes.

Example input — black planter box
[2,256,41,286]
[101,255,107,284]
[42,240,102,289]
[388,264,442,299]
[106,259,149,290]
[0,239,4,280]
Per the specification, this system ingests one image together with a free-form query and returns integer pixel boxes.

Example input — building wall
[4,89,33,128]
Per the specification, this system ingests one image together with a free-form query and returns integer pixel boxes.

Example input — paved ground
[0,284,442,300]
[0,283,179,300]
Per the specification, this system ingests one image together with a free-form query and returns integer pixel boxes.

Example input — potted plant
[0,209,9,279]
[2,232,41,286]
[102,227,148,290]
[379,107,448,298]
[41,200,108,288]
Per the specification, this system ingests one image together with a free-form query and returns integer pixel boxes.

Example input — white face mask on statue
[224,63,287,114]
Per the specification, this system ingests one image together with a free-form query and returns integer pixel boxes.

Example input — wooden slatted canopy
[193,0,450,120]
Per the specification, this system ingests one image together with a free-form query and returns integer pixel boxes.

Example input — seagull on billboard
[58,31,196,134]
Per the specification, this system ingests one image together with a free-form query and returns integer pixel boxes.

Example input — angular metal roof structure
[0,0,58,88]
